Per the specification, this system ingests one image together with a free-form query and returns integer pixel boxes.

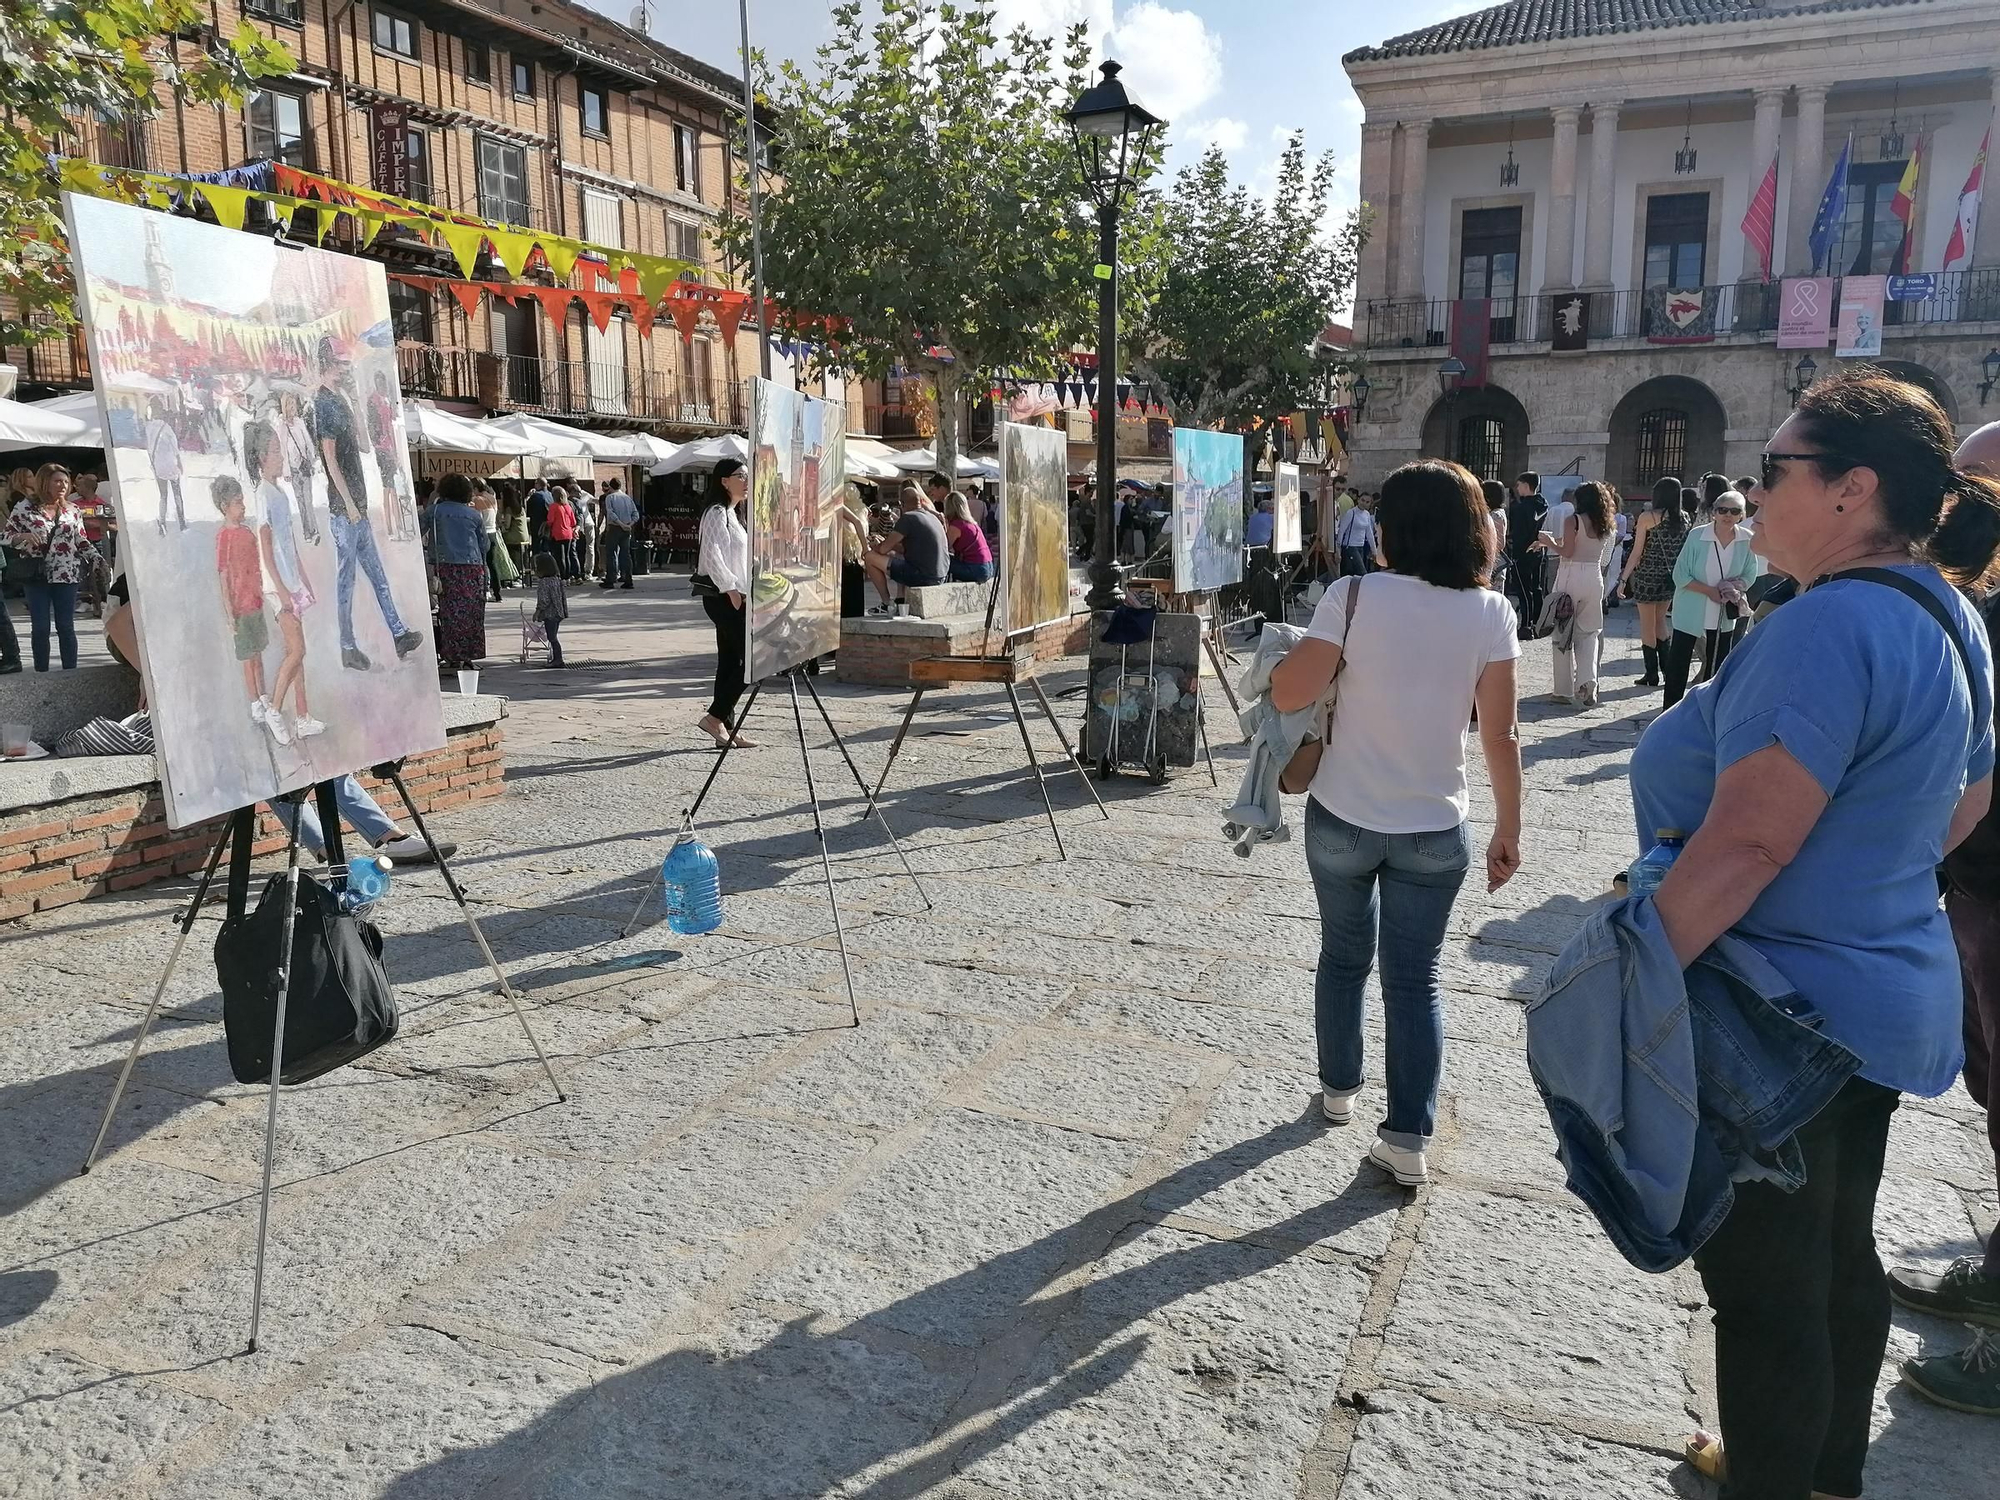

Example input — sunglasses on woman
[1760,451,1852,491]
[1713,506,1745,517]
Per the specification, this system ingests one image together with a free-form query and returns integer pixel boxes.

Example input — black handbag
[2,549,46,588]
[215,791,399,1085]
[689,570,721,598]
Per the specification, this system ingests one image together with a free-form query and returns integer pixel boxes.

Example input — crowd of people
[1266,372,2000,1495]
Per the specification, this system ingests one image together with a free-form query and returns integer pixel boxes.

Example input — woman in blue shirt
[429,474,490,671]
[1631,373,2000,1500]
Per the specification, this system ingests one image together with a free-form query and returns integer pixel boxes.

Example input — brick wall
[0,722,504,922]
[834,613,1090,688]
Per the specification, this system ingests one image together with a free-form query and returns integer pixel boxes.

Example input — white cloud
[1181,115,1247,152]
[988,0,1221,126]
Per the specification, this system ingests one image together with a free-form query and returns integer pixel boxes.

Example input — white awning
[886,445,998,479]
[845,436,904,480]
[0,396,93,452]
[649,432,748,477]
[407,403,540,456]
[489,413,673,465]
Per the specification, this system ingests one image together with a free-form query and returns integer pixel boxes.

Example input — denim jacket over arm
[1525,895,1861,1273]
[1221,623,1319,857]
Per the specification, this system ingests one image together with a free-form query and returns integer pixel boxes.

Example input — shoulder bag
[1279,575,1361,795]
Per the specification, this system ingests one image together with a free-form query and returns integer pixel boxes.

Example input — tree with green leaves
[1134,135,1364,440]
[719,0,1147,475]
[0,1,291,344]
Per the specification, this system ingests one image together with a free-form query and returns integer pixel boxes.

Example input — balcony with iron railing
[1361,267,2000,352]
[392,345,746,429]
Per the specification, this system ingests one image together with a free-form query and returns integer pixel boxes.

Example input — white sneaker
[1368,1138,1429,1187]
[249,698,268,724]
[1321,1086,1360,1125]
[264,710,291,747]
[292,714,327,737]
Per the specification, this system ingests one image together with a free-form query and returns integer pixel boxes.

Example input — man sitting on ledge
[862,482,948,613]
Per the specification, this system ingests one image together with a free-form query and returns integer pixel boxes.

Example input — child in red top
[213,476,286,746]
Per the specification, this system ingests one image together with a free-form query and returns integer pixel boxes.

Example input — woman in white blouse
[696,458,755,747]
[1662,489,1758,707]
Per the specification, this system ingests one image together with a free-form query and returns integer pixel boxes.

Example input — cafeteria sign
[370,102,410,198]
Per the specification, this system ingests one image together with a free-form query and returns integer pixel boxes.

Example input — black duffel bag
[215,791,398,1085]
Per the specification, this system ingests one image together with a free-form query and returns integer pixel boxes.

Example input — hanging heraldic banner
[63,192,443,829]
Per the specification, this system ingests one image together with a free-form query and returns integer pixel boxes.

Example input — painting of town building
[1172,427,1245,593]
[1273,463,1302,553]
[1000,421,1069,633]
[63,193,442,830]
[747,378,845,680]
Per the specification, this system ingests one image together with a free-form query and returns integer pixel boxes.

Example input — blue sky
[592,0,1496,251]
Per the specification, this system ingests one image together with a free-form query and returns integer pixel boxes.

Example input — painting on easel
[747,377,846,680]
[1000,421,1069,633]
[1171,427,1245,593]
[1273,462,1302,553]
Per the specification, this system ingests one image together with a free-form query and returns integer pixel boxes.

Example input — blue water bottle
[659,831,723,935]
[1627,828,1685,897]
[341,853,393,911]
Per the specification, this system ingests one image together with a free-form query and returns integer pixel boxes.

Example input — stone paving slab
[2,589,1997,1498]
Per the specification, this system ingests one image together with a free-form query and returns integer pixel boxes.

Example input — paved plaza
[4,581,1998,1499]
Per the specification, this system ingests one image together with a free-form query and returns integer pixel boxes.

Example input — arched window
[1635,409,1689,489]
[1456,416,1505,482]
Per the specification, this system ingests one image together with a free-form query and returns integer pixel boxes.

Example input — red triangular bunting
[628,297,655,340]
[535,287,576,323]
[714,299,745,345]
[668,299,701,343]
[579,291,616,334]
[444,281,485,318]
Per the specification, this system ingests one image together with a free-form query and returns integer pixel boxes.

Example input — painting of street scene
[64,192,443,830]
[747,378,845,680]
[1000,420,1069,633]
[1172,427,1245,593]
[1273,462,1302,554]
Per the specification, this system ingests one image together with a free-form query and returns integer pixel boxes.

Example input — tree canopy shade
[719,0,1157,474]
[1134,135,1364,434]
[0,1,292,342]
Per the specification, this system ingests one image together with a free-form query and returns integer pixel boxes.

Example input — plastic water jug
[660,832,723,935]
[341,853,393,912]
[1627,828,1685,897]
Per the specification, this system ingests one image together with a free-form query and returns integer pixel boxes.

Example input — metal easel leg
[865,687,926,812]
[1005,682,1067,861]
[798,671,931,912]
[788,673,860,1027]
[1027,675,1109,821]
[1204,618,1243,716]
[1196,683,1219,787]
[81,813,237,1175]
[626,682,764,937]
[247,795,307,1354]
[381,765,564,1104]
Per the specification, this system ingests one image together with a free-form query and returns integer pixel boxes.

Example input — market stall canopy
[649,432,748,477]
[887,446,998,479]
[490,414,673,466]
[0,396,93,452]
[845,437,904,481]
[406,402,540,456]
[626,432,682,466]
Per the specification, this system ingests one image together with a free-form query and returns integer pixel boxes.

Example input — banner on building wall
[1550,291,1590,352]
[370,103,410,198]
[1887,273,1939,302]
[1836,275,1888,358]
[1448,297,1490,388]
[1776,277,1834,348]
[1644,286,1716,344]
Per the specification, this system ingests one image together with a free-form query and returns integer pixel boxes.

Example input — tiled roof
[1343,0,1931,63]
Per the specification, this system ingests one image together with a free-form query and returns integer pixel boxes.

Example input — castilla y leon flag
[1741,151,1779,281]
[1943,121,1989,273]
[1889,136,1923,273]
[1449,297,1490,389]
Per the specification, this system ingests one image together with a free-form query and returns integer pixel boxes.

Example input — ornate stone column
[1975,69,2000,267]
[1356,120,1397,307]
[1580,101,1620,288]
[1787,85,1828,275]
[1747,87,1787,275]
[1542,105,1582,293]
[1396,120,1431,302]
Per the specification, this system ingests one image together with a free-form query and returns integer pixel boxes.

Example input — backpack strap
[1824,567,1987,729]
[314,779,347,869]
[224,805,255,922]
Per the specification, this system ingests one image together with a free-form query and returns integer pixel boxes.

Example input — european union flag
[1809,134,1853,275]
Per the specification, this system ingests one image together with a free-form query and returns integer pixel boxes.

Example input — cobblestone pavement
[4,582,1997,1499]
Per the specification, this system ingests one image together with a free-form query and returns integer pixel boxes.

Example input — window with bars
[372,7,419,58]
[1455,416,1505,483]
[477,135,530,226]
[1635,409,1689,488]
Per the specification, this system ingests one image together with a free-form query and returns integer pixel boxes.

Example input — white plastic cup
[457,669,479,696]
[0,723,28,757]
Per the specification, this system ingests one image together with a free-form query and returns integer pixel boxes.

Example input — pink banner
[1836,275,1887,359]
[1776,276,1833,349]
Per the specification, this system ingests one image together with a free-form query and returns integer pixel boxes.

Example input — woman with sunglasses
[1629,372,2000,1500]
[1660,487,1757,707]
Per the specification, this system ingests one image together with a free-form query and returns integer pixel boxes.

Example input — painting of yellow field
[1001,421,1069,634]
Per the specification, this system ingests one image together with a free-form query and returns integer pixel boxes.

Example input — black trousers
[1693,1077,1899,1500]
[702,592,747,723]
[1510,549,1543,627]
[1662,622,1745,707]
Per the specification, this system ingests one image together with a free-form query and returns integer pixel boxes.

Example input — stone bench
[0,693,510,920]
[903,581,996,619]
[0,661,143,746]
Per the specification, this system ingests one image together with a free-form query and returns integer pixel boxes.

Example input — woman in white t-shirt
[1271,459,1525,1188]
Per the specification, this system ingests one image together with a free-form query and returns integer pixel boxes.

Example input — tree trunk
[932,358,961,480]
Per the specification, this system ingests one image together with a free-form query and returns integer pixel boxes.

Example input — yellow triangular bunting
[196,184,249,232]
[437,220,487,279]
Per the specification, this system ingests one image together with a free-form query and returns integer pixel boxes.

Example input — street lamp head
[1981,348,2000,405]
[1437,356,1466,398]
[1352,373,1372,416]
[1797,353,1817,383]
[1065,60,1164,210]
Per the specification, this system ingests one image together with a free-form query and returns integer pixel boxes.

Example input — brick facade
[0,721,504,922]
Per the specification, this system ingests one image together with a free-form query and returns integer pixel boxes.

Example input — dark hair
[712,457,746,482]
[210,475,243,511]
[241,419,277,479]
[926,471,952,492]
[1735,475,1759,494]
[1377,460,1492,589]
[1700,472,1732,505]
[1649,476,1689,535]
[1571,480,1615,538]
[534,551,559,578]
[438,473,473,504]
[1794,371,2000,588]
[1515,471,1540,492]
[1479,478,1506,510]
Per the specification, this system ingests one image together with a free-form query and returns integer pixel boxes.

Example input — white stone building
[1341,0,2000,493]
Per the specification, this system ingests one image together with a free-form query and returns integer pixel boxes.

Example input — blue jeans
[331,510,408,652]
[274,773,400,861]
[23,581,79,671]
[1304,798,1470,1148]
[604,526,632,586]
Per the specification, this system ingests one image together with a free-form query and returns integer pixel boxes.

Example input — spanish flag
[1890,136,1923,273]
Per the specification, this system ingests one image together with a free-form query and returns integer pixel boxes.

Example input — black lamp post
[1981,348,2000,405]
[1066,60,1163,611]
[1351,373,1372,419]
[1787,351,1818,407]
[1437,356,1466,461]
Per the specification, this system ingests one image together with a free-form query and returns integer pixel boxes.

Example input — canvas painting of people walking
[1172,427,1245,592]
[747,377,845,680]
[64,193,443,830]
[1273,462,1302,553]
[1000,420,1069,632]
